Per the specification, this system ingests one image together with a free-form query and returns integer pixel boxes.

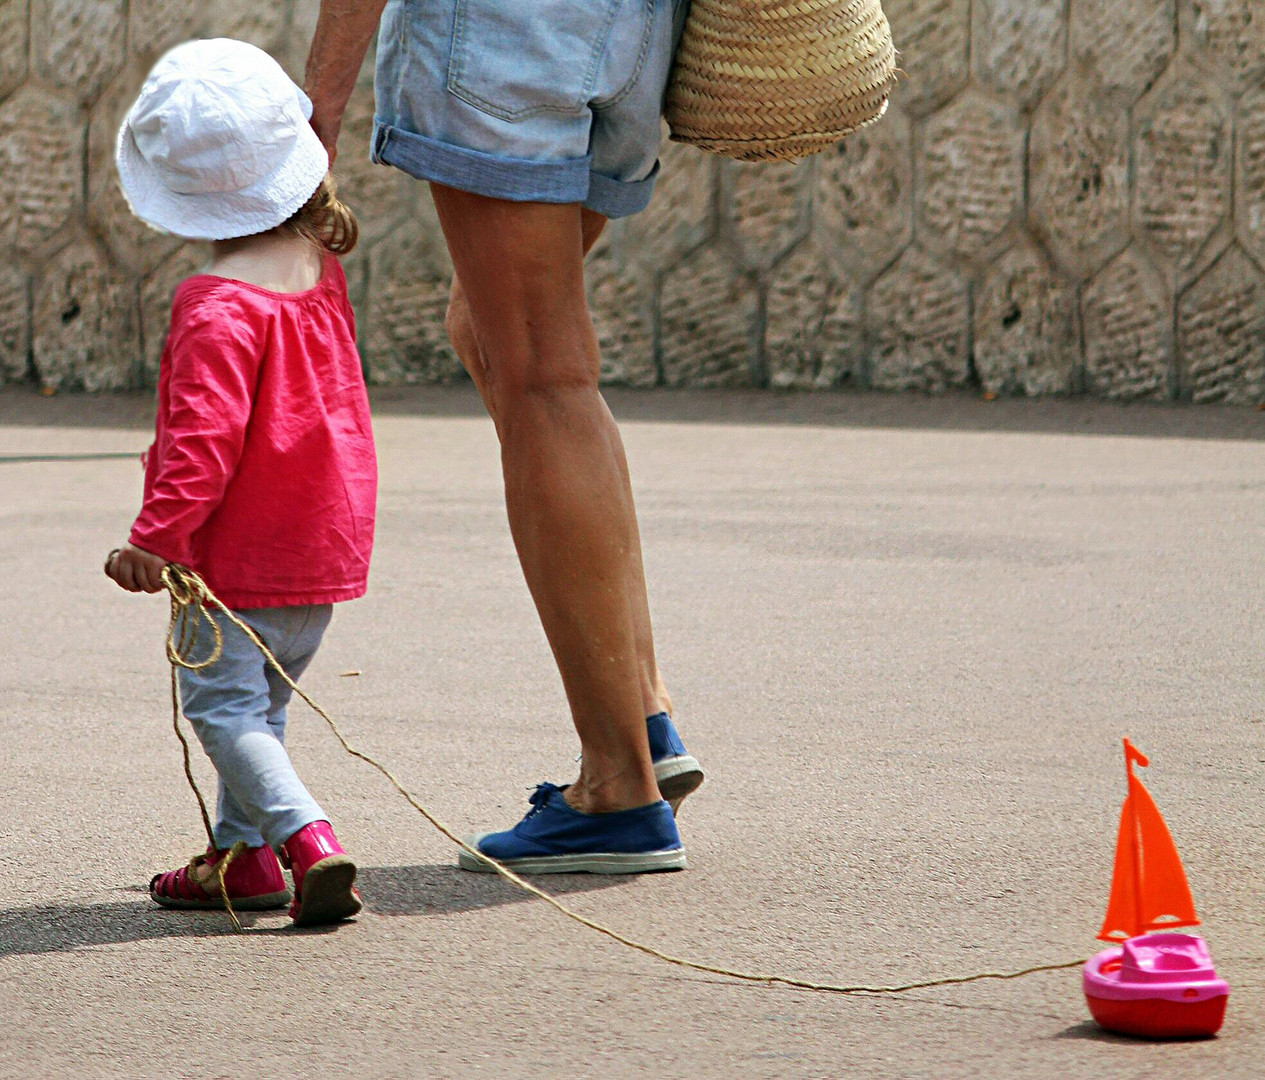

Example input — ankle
[635,661,670,717]
[566,771,660,814]
[644,679,672,721]
[282,821,347,890]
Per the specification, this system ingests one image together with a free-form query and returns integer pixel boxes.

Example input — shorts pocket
[447,0,625,121]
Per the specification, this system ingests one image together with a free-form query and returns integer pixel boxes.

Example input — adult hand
[308,105,341,168]
[105,542,168,594]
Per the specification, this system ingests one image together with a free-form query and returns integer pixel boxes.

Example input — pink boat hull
[1083,933,1229,1039]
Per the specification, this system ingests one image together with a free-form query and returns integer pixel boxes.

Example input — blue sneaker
[458,783,688,874]
[647,712,704,814]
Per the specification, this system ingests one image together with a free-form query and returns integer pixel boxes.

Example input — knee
[443,287,467,346]
[444,286,479,365]
[181,706,232,754]
[448,278,602,418]
[179,685,260,747]
[488,358,600,426]
[479,308,601,405]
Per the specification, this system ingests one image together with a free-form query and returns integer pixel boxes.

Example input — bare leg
[432,186,660,813]
[445,208,672,725]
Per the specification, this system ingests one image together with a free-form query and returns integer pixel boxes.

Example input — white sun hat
[116,38,329,241]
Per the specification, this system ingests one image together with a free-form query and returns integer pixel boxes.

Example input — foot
[150,844,291,911]
[458,782,687,875]
[280,821,362,928]
[647,712,704,815]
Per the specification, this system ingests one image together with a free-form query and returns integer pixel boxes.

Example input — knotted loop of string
[164,564,223,672]
[156,563,1087,990]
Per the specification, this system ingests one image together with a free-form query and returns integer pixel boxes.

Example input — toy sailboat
[1083,739,1229,1038]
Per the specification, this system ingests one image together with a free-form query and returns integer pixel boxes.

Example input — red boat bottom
[1086,993,1228,1039]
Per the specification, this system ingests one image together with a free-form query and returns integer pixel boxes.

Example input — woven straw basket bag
[665,0,898,162]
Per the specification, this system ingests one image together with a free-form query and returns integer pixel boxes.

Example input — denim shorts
[372,0,690,218]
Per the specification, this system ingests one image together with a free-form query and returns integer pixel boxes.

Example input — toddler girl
[104,38,377,927]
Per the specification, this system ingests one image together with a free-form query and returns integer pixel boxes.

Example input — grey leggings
[176,603,331,851]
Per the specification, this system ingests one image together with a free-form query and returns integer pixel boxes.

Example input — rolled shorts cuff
[585,161,659,219]
[374,120,589,204]
[373,120,659,219]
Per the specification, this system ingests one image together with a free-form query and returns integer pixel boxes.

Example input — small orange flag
[1098,738,1200,943]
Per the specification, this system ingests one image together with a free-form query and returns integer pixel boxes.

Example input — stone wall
[2,0,1263,403]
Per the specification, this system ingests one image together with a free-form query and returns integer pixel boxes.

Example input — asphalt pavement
[0,385,1261,1078]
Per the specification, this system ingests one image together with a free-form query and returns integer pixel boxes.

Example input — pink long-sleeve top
[130,255,377,610]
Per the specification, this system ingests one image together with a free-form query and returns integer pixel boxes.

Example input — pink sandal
[281,821,362,928]
[150,844,291,911]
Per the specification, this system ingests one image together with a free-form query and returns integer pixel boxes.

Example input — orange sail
[1098,738,1200,943]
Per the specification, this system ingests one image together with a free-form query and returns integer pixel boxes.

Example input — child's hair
[280,174,359,255]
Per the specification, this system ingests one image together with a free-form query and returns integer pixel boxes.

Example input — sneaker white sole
[459,838,688,875]
[655,754,704,815]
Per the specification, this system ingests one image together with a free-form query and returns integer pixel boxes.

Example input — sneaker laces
[526,782,562,817]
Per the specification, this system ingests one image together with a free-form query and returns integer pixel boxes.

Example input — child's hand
[104,543,169,594]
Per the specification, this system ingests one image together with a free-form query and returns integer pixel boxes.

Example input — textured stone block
[626,138,715,271]
[128,0,203,60]
[87,65,183,275]
[659,246,758,387]
[30,0,126,105]
[290,0,320,51]
[724,160,808,269]
[974,245,1078,396]
[765,242,861,389]
[586,234,657,388]
[1070,0,1174,101]
[1135,76,1232,270]
[883,0,970,116]
[1082,249,1172,400]
[815,108,912,279]
[88,182,187,278]
[0,87,82,256]
[340,241,371,310]
[0,0,28,102]
[1187,0,1265,96]
[363,227,463,384]
[0,264,30,383]
[867,247,970,391]
[972,0,1067,106]
[139,243,208,384]
[32,240,140,391]
[4,0,1260,402]
[334,84,414,243]
[203,0,287,51]
[920,91,1023,259]
[1029,73,1131,277]
[1178,247,1265,404]
[1236,88,1265,266]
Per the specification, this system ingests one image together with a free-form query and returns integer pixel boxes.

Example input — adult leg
[445,208,672,723]
[432,185,658,814]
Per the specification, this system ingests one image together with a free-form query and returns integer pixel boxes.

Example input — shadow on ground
[1051,1020,1215,1046]
[0,864,623,957]
[1,385,1260,442]
[354,862,623,917]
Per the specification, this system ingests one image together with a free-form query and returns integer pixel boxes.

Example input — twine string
[163,568,242,931]
[158,563,1087,993]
